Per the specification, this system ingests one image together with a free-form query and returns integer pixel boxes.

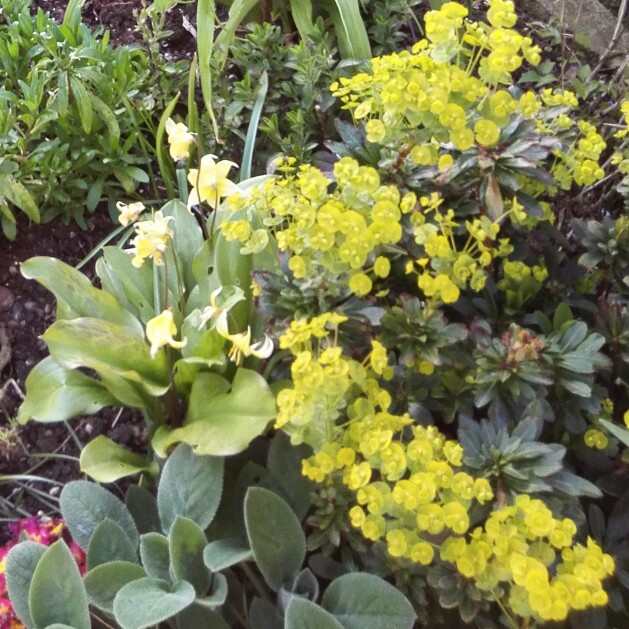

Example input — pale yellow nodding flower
[187,154,241,209]
[127,210,174,268]
[165,117,195,161]
[197,287,223,329]
[215,310,273,366]
[146,310,187,358]
[116,201,145,226]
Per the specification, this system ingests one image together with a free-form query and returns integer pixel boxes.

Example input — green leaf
[249,597,283,629]
[240,71,269,182]
[113,578,196,629]
[157,443,224,532]
[60,480,139,550]
[244,487,305,591]
[84,561,146,613]
[42,317,170,398]
[321,0,371,60]
[139,533,171,581]
[155,93,179,199]
[169,516,210,595]
[322,573,416,629]
[289,0,314,40]
[70,75,93,134]
[21,257,143,333]
[0,173,40,222]
[203,539,252,572]
[29,541,90,629]
[195,573,228,608]
[267,431,315,520]
[154,369,275,456]
[286,597,345,629]
[126,485,161,535]
[176,605,231,628]
[87,518,139,570]
[600,419,629,448]
[17,356,117,424]
[80,435,159,483]
[6,541,46,629]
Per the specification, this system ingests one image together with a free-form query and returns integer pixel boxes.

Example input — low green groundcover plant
[7,0,629,627]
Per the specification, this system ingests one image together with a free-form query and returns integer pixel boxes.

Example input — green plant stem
[176,166,189,204]
[241,562,272,604]
[490,589,520,629]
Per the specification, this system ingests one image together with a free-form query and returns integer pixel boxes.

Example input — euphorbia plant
[16,121,277,479]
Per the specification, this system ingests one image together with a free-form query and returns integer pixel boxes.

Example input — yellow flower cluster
[552,120,607,189]
[331,0,541,154]
[127,210,174,268]
[409,193,512,303]
[443,496,614,623]
[223,157,416,299]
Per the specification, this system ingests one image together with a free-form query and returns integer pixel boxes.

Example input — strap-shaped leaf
[0,173,40,222]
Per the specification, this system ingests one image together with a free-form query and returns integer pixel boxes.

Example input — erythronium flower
[215,310,273,366]
[146,310,187,358]
[187,154,241,209]
[127,210,174,268]
[165,117,195,161]
[197,287,223,329]
[116,201,145,226]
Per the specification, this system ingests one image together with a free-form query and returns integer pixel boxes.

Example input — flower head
[127,210,174,268]
[165,117,194,161]
[116,201,145,227]
[146,310,187,358]
[215,310,273,365]
[188,154,241,209]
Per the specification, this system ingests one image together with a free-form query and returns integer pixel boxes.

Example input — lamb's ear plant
[5,442,417,629]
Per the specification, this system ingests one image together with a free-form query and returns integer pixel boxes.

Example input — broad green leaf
[176,605,230,629]
[244,487,305,591]
[248,597,283,629]
[267,431,315,520]
[84,561,146,613]
[97,246,155,325]
[70,75,93,134]
[154,369,275,456]
[60,480,138,550]
[194,573,228,608]
[157,443,224,532]
[161,200,204,292]
[286,597,345,629]
[87,518,139,570]
[140,533,171,581]
[203,539,252,572]
[42,317,169,398]
[0,173,40,222]
[322,573,416,629]
[169,517,210,595]
[17,356,117,424]
[113,578,195,629]
[126,485,161,535]
[6,541,46,629]
[29,541,90,629]
[21,257,142,333]
[80,435,159,483]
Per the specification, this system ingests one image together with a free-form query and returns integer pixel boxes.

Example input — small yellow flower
[624,409,629,428]
[165,118,194,161]
[146,310,187,358]
[584,428,608,450]
[187,154,241,209]
[215,310,273,365]
[116,201,145,226]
